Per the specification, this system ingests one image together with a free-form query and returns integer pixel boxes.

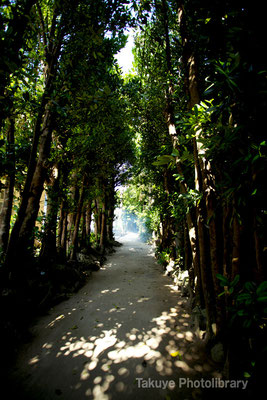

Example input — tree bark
[231,198,241,280]
[5,103,54,269]
[160,0,203,305]
[67,173,79,251]
[222,204,231,277]
[0,117,15,254]
[39,167,60,262]
[84,203,93,249]
[177,0,225,335]
[100,193,107,253]
[253,209,264,281]
[57,200,68,259]
[70,178,86,261]
[94,199,102,246]
[4,7,65,269]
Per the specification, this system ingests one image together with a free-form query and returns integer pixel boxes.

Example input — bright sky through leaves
[115,30,135,74]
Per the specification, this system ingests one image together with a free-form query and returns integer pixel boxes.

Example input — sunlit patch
[46,314,65,328]
[146,337,160,349]
[88,360,98,370]
[174,360,192,372]
[82,342,94,350]
[92,385,109,400]
[101,362,112,372]
[42,342,53,349]
[115,340,126,349]
[93,332,117,358]
[185,331,193,341]
[73,349,84,357]
[84,350,93,358]
[137,297,149,303]
[94,376,102,384]
[28,355,39,365]
[118,367,128,376]
[136,364,144,373]
[116,381,125,392]
[106,375,115,383]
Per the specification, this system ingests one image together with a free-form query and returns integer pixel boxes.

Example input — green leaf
[244,282,256,292]
[256,281,267,295]
[230,274,240,287]
[236,293,252,302]
[237,310,248,316]
[257,296,267,303]
[216,273,229,286]
[171,148,179,157]
[243,319,252,328]
[152,155,175,166]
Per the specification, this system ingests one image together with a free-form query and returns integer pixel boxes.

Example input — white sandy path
[8,233,219,400]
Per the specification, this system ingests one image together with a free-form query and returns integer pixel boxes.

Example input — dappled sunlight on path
[9,235,220,400]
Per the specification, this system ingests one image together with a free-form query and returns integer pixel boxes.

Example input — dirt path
[8,234,220,400]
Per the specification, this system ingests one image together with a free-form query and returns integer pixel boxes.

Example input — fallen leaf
[170,350,182,359]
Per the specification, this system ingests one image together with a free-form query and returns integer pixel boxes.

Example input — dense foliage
[120,0,267,387]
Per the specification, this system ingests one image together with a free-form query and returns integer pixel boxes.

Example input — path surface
[9,234,220,400]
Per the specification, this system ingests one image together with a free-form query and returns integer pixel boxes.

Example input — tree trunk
[222,204,231,277]
[4,8,64,270]
[70,178,86,261]
[84,203,92,248]
[100,195,107,253]
[80,210,87,249]
[160,0,203,305]
[39,168,60,262]
[0,118,15,255]
[94,199,102,246]
[177,0,225,335]
[5,103,54,269]
[253,209,264,281]
[61,211,68,258]
[67,174,79,252]
[57,200,68,259]
[231,199,241,280]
